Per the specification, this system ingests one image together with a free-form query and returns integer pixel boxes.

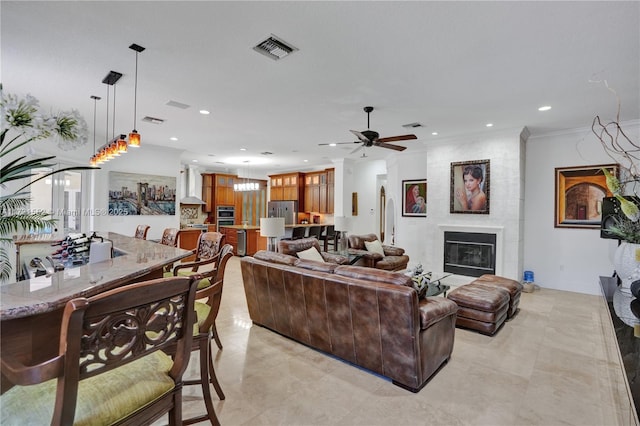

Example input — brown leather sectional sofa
[240,250,458,392]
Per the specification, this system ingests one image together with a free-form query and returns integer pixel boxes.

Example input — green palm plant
[1,87,95,282]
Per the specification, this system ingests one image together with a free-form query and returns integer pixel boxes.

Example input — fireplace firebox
[444,231,496,277]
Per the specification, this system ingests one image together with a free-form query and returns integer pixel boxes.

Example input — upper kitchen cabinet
[216,174,236,206]
[269,172,305,209]
[201,173,238,213]
[304,168,334,214]
[326,168,335,214]
[201,173,214,212]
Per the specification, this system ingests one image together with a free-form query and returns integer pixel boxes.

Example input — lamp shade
[334,216,349,232]
[260,217,285,237]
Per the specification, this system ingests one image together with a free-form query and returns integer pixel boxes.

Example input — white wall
[344,159,387,236]
[91,145,183,241]
[524,121,640,295]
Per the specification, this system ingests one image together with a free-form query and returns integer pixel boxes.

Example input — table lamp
[334,216,349,255]
[260,217,285,252]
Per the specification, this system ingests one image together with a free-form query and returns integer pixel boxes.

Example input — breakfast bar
[0,233,192,391]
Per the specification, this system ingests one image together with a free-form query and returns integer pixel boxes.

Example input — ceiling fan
[319,106,417,154]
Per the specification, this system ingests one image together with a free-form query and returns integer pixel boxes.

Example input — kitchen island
[1,232,192,390]
[219,223,330,256]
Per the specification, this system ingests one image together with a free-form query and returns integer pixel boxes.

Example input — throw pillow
[296,246,325,263]
[364,239,385,256]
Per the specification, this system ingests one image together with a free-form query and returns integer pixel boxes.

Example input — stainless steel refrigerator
[267,201,298,225]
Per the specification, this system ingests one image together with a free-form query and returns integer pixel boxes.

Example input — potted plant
[1,87,94,282]
[593,88,640,293]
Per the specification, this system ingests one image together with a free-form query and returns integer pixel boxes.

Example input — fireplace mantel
[438,224,504,276]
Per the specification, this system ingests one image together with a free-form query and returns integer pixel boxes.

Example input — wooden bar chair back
[0,275,199,426]
[134,224,150,240]
[160,227,182,247]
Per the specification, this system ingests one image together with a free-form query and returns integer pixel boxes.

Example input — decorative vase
[613,242,640,293]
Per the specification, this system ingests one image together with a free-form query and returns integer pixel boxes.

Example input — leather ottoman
[447,284,510,335]
[472,274,523,319]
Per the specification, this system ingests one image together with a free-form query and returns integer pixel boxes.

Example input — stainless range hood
[180,166,205,205]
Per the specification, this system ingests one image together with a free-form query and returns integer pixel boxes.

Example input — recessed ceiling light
[169,137,178,141]
[192,159,198,163]
[199,110,210,115]
[538,105,552,111]
[431,132,438,136]
[303,159,308,163]
[240,148,247,151]
[329,143,337,147]
[486,123,494,127]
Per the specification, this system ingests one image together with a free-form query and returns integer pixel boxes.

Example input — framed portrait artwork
[450,159,490,214]
[402,179,427,217]
[554,164,618,228]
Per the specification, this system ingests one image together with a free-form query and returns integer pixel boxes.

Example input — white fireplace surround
[438,224,504,277]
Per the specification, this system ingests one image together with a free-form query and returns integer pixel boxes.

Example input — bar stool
[308,225,322,240]
[134,224,150,240]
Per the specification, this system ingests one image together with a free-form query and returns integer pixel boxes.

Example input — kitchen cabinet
[245,228,267,255]
[304,171,324,213]
[326,168,335,214]
[178,228,202,262]
[219,226,266,256]
[215,174,236,206]
[269,172,305,209]
[220,227,238,255]
[201,174,213,213]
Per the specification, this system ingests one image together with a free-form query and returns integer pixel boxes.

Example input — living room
[2,2,639,424]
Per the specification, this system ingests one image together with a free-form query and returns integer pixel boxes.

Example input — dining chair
[179,243,234,426]
[134,224,150,240]
[0,275,199,425]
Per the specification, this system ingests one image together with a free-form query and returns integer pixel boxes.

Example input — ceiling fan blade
[318,141,360,146]
[377,134,417,143]
[350,144,365,155]
[350,130,370,143]
[375,142,407,151]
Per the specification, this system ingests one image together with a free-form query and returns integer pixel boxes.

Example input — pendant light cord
[133,51,138,129]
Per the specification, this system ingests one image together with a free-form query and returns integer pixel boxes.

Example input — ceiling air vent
[142,116,165,124]
[165,100,190,109]
[402,122,424,128]
[261,151,273,155]
[253,35,298,61]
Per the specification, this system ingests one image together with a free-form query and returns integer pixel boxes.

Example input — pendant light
[128,43,145,148]
[89,95,101,167]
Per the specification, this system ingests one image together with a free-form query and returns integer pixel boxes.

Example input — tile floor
[171,257,638,425]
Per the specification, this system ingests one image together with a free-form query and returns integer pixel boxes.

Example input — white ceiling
[2,1,639,176]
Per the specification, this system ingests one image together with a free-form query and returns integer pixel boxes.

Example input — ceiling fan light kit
[319,106,417,154]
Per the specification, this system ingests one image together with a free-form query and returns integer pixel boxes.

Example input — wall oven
[216,206,235,231]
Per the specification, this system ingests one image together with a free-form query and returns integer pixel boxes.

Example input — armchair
[347,233,409,271]
[278,237,350,264]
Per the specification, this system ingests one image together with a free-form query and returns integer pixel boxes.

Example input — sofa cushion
[295,258,339,273]
[364,239,385,256]
[334,265,412,287]
[296,246,325,263]
[253,250,298,266]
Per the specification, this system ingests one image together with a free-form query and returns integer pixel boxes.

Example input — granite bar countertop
[219,224,329,231]
[0,233,192,320]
